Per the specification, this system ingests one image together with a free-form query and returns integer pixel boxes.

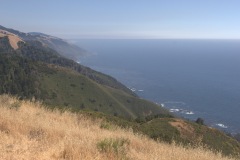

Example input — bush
[135,116,146,123]
[195,118,204,125]
[97,137,130,157]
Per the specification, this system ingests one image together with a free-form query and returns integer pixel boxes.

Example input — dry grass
[0,95,236,160]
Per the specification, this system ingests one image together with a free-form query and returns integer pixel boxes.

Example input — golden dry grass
[0,95,236,160]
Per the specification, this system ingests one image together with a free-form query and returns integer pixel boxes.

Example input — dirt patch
[0,33,5,37]
[7,35,23,49]
[0,29,24,49]
[169,119,195,139]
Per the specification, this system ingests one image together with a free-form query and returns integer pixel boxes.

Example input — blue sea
[72,39,240,134]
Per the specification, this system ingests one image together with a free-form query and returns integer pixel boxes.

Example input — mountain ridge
[0,25,87,60]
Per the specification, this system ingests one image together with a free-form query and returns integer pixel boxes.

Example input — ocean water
[73,39,240,134]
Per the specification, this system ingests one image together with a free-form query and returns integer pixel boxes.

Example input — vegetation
[97,137,130,159]
[0,54,37,98]
[196,117,204,125]
[0,36,14,52]
[0,95,237,160]
[79,110,240,157]
[38,65,165,118]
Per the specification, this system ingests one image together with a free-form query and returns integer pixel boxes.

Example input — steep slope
[0,95,237,160]
[0,25,87,60]
[37,64,167,118]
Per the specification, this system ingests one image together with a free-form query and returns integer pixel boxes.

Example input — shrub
[135,116,146,123]
[196,118,204,125]
[97,137,130,158]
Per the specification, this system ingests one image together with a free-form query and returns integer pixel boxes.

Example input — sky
[1,0,240,39]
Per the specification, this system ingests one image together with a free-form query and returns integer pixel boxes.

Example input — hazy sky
[1,0,240,39]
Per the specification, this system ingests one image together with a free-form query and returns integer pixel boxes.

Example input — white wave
[164,101,186,105]
[185,111,194,115]
[128,87,136,92]
[169,109,180,112]
[216,123,228,128]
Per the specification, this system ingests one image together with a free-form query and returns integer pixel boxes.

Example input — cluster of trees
[0,36,13,53]
[135,113,174,123]
[0,54,37,98]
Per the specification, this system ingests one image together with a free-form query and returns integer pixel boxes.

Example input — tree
[196,118,204,125]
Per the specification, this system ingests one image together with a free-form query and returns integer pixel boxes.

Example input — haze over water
[75,39,240,134]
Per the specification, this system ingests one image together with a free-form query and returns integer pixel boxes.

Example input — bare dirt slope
[0,29,23,49]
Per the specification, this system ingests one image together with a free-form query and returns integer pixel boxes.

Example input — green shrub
[97,137,130,157]
[195,118,204,125]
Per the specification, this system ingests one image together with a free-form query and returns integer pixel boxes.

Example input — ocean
[72,39,240,134]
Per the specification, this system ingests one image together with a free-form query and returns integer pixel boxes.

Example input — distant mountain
[0,25,87,60]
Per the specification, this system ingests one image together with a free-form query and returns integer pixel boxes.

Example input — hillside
[0,25,87,60]
[35,64,168,118]
[0,95,237,160]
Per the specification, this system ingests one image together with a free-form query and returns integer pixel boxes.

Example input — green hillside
[38,65,167,118]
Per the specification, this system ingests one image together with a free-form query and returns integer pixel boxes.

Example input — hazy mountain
[0,25,88,60]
